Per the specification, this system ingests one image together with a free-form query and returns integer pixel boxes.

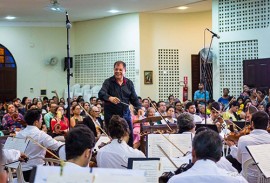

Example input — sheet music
[246,144,270,178]
[132,160,160,183]
[93,135,110,151]
[147,134,192,158]
[92,168,146,183]
[3,137,29,152]
[33,165,93,183]
[147,134,170,158]
[169,133,192,157]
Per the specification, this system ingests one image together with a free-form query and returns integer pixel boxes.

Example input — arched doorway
[0,44,17,102]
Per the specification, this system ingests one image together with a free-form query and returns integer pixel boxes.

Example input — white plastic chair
[82,85,91,95]
[64,88,73,102]
[71,84,80,94]
[7,163,28,183]
[74,88,83,97]
[91,85,102,98]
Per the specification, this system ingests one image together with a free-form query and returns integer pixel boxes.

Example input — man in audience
[185,102,202,124]
[83,106,100,138]
[155,101,167,116]
[141,98,150,110]
[13,98,25,115]
[65,125,95,168]
[218,88,232,107]
[168,130,247,183]
[90,97,97,107]
[194,83,209,105]
[43,103,58,130]
[226,111,270,183]
[16,109,63,181]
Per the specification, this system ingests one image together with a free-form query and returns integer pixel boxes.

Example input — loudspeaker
[64,57,73,71]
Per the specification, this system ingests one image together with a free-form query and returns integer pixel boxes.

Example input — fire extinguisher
[183,84,188,102]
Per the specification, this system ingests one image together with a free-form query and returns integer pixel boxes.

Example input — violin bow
[78,104,111,140]
[222,96,235,112]
[157,145,178,169]
[157,130,185,156]
[26,136,61,160]
[147,97,172,131]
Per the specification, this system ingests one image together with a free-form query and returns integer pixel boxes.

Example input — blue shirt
[194,90,209,103]
[218,97,230,106]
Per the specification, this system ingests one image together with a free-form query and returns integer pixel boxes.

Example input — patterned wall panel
[74,50,136,86]
[158,49,180,101]
[218,0,270,32]
[219,40,258,97]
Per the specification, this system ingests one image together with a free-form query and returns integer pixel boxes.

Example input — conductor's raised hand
[109,96,120,104]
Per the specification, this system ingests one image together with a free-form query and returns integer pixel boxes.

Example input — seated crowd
[0,83,269,183]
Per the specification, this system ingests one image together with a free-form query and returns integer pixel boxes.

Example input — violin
[11,112,27,127]
[225,125,253,143]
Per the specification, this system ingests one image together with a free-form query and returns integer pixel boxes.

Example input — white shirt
[168,159,247,183]
[97,139,145,169]
[161,118,177,124]
[193,114,203,124]
[184,153,237,173]
[2,148,20,164]
[230,129,270,183]
[16,125,64,171]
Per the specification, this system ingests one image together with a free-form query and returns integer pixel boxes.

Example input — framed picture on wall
[144,71,153,84]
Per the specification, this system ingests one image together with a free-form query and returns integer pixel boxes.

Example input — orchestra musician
[98,61,143,147]
[82,105,101,138]
[168,130,247,183]
[2,104,24,132]
[50,106,69,141]
[96,115,145,169]
[226,111,270,183]
[16,109,63,182]
[65,125,95,168]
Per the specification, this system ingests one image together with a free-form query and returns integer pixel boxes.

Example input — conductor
[98,61,142,147]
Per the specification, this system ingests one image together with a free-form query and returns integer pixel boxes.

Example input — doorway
[0,44,17,102]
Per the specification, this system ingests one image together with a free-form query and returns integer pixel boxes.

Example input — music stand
[195,124,219,133]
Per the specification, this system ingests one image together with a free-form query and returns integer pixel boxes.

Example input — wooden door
[0,45,17,102]
[243,58,270,91]
[191,54,201,100]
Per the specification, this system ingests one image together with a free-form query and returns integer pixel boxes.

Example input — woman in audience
[2,104,24,132]
[50,106,69,140]
[70,104,83,128]
[81,102,90,116]
[132,106,146,149]
[174,101,184,118]
[97,115,145,169]
[161,106,177,124]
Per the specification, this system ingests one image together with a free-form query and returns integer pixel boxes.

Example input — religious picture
[144,71,153,84]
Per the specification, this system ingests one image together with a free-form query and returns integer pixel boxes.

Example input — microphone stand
[66,12,72,126]
[203,35,215,124]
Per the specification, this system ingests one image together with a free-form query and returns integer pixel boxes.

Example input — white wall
[0,25,74,99]
[212,0,270,100]
[139,12,212,101]
[73,13,141,93]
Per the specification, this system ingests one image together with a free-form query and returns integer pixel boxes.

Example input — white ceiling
[0,0,211,23]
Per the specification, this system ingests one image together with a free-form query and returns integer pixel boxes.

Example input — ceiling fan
[45,0,66,13]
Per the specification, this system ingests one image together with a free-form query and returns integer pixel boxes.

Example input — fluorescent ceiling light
[5,16,16,20]
[177,6,189,10]
[108,10,120,13]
